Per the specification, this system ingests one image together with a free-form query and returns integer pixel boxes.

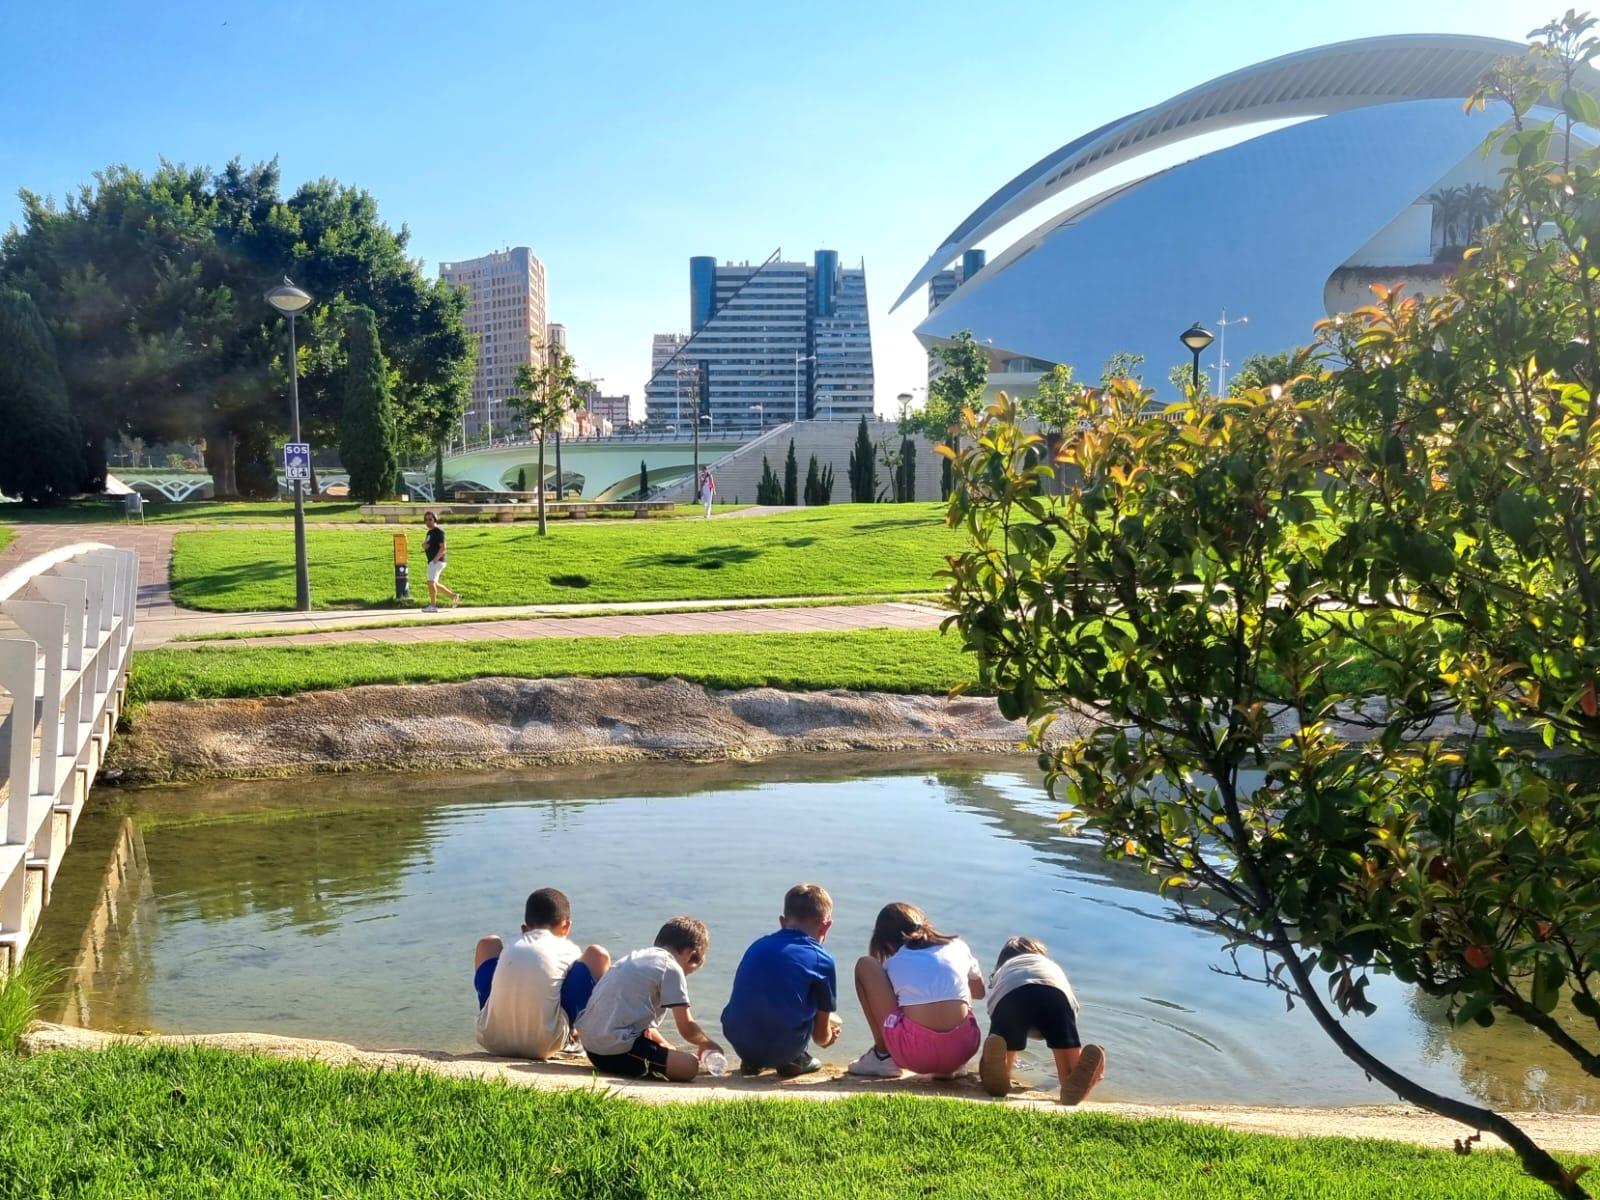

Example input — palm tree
[1428,187,1465,254]
[1461,184,1499,243]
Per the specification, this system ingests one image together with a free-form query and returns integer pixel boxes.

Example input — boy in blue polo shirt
[721,883,841,1077]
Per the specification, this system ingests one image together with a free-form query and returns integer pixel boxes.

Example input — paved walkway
[0,523,180,618]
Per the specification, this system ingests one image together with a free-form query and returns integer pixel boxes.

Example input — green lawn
[0,1047,1565,1199]
[170,504,961,611]
[129,628,972,703]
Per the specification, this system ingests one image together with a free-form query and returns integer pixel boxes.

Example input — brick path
[0,523,179,617]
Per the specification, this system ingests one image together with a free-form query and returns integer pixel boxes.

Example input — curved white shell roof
[895,34,1541,310]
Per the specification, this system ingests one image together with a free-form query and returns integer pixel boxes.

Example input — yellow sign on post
[393,533,408,565]
[393,533,410,600]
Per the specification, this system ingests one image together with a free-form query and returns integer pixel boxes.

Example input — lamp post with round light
[265,280,313,611]
[1179,323,1214,394]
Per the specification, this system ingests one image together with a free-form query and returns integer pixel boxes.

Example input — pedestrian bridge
[0,543,137,974]
[441,430,766,501]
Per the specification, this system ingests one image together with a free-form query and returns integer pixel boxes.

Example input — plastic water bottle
[701,1050,728,1077]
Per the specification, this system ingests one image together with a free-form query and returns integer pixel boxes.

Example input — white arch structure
[0,543,137,972]
[898,35,1599,383]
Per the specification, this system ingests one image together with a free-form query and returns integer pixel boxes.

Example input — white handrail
[0,542,138,974]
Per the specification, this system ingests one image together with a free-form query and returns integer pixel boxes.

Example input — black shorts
[587,1035,673,1080]
[989,984,1081,1051]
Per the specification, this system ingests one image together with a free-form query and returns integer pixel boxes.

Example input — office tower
[644,250,873,430]
[926,249,986,379]
[438,247,548,439]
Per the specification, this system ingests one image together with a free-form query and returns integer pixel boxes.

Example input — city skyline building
[438,246,548,439]
[644,250,873,431]
[925,248,986,381]
[586,391,632,429]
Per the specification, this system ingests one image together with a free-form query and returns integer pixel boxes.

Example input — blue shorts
[475,958,596,1024]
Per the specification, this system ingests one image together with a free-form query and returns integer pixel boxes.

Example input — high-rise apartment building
[644,251,873,431]
[438,247,548,439]
[587,393,631,429]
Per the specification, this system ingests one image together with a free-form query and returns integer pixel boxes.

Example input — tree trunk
[308,462,320,498]
[434,443,445,500]
[536,438,548,537]
[204,430,237,499]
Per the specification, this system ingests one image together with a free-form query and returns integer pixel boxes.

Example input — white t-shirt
[475,928,582,1059]
[883,939,983,1007]
[575,946,691,1056]
[985,953,1081,1017]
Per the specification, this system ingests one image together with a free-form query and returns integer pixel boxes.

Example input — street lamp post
[793,353,816,422]
[1179,323,1215,394]
[1214,310,1249,397]
[265,280,313,611]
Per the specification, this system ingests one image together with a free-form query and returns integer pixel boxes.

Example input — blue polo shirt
[720,928,837,1067]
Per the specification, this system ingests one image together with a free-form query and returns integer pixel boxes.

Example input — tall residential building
[644,251,873,431]
[587,392,631,429]
[438,247,548,439]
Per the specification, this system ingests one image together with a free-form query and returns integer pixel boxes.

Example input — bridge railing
[0,543,138,974]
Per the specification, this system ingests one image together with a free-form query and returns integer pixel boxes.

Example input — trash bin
[393,533,410,601]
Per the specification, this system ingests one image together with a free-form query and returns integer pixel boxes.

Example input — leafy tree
[803,454,821,506]
[1099,350,1144,386]
[515,467,527,494]
[1022,363,1089,496]
[1227,346,1323,396]
[638,459,649,498]
[940,18,1600,1197]
[783,438,799,506]
[338,306,398,504]
[848,415,879,503]
[924,332,989,498]
[508,339,590,536]
[0,289,82,503]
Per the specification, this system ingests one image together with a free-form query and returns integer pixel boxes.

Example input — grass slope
[169,504,961,611]
[129,628,972,703]
[0,1047,1564,1199]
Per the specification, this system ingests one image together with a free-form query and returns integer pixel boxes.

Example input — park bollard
[393,533,410,601]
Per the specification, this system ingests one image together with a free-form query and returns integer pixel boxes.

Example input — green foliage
[0,289,82,503]
[508,341,590,535]
[1021,363,1087,433]
[0,957,58,1055]
[639,459,649,498]
[941,17,1600,1196]
[516,467,527,493]
[848,415,879,503]
[802,454,821,506]
[1100,351,1145,386]
[783,439,799,506]
[1228,347,1325,397]
[337,307,398,505]
[756,456,783,505]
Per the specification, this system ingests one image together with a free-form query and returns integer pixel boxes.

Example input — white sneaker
[846,1047,904,1078]
[421,605,439,613]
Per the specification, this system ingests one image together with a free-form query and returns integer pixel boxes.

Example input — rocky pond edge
[106,674,1079,784]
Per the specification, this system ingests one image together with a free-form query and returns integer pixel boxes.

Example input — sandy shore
[22,1023,1600,1156]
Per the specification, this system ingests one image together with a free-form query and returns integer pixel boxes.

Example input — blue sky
[0,0,1558,416]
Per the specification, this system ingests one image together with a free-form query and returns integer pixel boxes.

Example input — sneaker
[451,594,462,608]
[421,605,439,613]
[846,1047,903,1078]
[738,1061,765,1078]
[979,1034,1011,1098]
[1060,1044,1106,1106]
[776,1053,822,1079]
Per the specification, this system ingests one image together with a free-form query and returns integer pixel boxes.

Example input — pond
[28,755,1599,1111]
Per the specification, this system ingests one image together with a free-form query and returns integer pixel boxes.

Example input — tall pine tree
[803,454,821,506]
[0,289,82,504]
[339,306,398,503]
[783,438,799,506]
[848,415,878,503]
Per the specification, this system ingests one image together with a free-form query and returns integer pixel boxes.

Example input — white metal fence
[0,543,137,974]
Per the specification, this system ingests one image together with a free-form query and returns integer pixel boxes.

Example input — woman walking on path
[421,510,461,613]
[698,468,716,518]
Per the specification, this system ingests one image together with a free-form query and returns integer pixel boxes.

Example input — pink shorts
[882,1008,981,1076]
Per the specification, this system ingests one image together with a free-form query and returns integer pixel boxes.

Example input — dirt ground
[22,1022,1600,1156]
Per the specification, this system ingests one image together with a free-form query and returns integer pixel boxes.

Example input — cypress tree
[638,459,649,498]
[0,289,82,504]
[339,306,398,504]
[848,415,878,503]
[783,438,799,506]
[516,466,527,493]
[803,454,821,506]
[898,436,916,503]
[818,462,834,505]
[757,456,783,505]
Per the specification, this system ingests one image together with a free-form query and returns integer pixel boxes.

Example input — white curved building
[900,35,1595,393]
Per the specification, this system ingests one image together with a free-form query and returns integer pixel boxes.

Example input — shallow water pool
[30,755,1599,1110]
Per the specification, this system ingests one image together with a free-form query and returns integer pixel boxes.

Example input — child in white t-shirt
[979,935,1106,1104]
[473,887,610,1059]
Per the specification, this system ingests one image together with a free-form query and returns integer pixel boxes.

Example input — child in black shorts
[979,936,1106,1104]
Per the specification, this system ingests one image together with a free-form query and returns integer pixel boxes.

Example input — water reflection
[28,755,1600,1112]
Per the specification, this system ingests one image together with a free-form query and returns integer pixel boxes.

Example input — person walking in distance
[699,468,716,518]
[421,510,461,613]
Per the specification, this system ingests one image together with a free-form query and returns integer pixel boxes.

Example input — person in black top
[421,511,461,612]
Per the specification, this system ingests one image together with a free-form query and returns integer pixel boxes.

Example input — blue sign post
[283,442,312,483]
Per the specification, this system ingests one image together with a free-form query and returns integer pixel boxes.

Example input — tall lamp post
[1179,322,1214,394]
[793,353,816,422]
[1214,310,1249,396]
[265,280,313,611]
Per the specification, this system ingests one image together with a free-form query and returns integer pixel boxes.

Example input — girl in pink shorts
[846,902,985,1079]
